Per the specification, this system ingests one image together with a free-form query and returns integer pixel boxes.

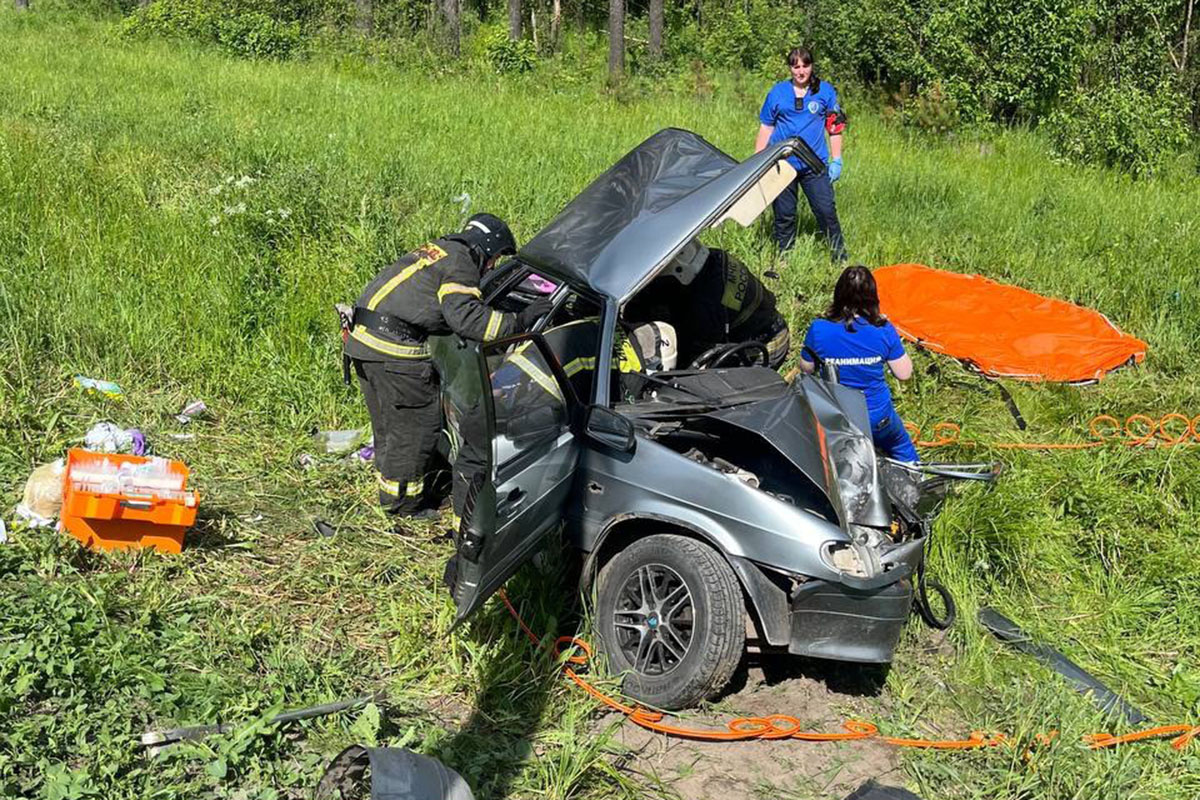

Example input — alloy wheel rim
[611,563,694,676]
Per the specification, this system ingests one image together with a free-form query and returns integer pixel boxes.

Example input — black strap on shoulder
[353,307,426,342]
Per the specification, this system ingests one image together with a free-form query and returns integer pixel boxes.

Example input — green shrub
[887,81,961,135]
[119,0,307,59]
[1048,82,1191,176]
[216,12,303,60]
[482,26,537,74]
[118,0,219,42]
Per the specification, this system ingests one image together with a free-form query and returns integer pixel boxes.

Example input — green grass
[2,10,1200,800]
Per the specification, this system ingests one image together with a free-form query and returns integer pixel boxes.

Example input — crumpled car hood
[705,375,891,530]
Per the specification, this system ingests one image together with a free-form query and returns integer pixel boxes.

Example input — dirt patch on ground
[603,655,906,800]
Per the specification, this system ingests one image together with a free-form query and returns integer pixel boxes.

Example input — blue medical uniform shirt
[802,317,905,423]
[759,80,841,173]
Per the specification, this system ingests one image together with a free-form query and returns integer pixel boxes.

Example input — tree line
[14,0,1200,174]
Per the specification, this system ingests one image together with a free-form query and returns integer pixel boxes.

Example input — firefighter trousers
[354,358,442,515]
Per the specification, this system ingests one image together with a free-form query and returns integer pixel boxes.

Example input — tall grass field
[2,10,1200,800]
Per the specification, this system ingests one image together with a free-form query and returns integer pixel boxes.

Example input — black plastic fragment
[316,745,475,800]
[979,608,1147,724]
[842,780,924,799]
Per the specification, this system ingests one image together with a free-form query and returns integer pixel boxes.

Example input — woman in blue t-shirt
[799,266,919,462]
[755,47,848,263]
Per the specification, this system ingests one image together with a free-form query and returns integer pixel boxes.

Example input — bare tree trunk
[15,0,30,9]
[551,0,562,53]
[1184,0,1195,72]
[530,6,538,51]
[608,0,625,84]
[441,0,460,56]
[139,0,152,7]
[355,0,374,36]
[509,0,522,40]
[649,0,663,61]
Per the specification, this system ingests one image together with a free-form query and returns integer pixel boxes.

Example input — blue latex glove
[828,157,843,182]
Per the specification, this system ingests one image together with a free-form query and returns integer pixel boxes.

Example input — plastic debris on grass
[16,459,65,527]
[84,422,146,455]
[74,375,124,400]
[312,429,368,454]
[175,400,207,424]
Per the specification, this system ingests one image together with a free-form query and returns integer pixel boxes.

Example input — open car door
[430,333,581,623]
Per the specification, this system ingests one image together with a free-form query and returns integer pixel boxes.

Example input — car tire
[595,534,744,710]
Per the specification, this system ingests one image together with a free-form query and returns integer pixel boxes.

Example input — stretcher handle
[119,499,155,510]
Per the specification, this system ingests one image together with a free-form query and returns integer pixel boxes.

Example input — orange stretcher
[875,263,1147,383]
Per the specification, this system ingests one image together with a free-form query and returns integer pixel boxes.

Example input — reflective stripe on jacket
[344,239,519,361]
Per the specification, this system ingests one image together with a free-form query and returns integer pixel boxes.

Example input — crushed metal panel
[794,375,891,528]
[713,160,797,227]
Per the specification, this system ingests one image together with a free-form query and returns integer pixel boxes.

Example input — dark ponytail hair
[786,47,821,95]
[826,265,887,330]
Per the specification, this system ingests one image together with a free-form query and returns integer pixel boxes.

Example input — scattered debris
[297,453,316,469]
[313,519,337,538]
[84,422,146,455]
[17,459,65,526]
[316,744,474,800]
[451,191,472,216]
[0,519,7,544]
[142,694,378,754]
[979,608,1147,724]
[14,505,55,528]
[74,375,124,400]
[842,781,923,800]
[175,400,207,424]
[312,428,368,455]
[166,433,195,441]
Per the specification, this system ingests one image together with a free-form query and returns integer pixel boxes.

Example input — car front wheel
[595,534,744,710]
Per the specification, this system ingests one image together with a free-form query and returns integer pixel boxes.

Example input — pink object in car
[526,274,559,294]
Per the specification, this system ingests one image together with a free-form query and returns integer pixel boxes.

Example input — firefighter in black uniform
[625,240,791,369]
[344,213,550,523]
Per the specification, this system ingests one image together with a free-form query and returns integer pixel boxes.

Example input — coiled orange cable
[905,413,1200,451]
[496,590,1197,754]
[502,590,1002,749]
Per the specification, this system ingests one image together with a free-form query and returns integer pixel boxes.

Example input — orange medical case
[60,448,199,554]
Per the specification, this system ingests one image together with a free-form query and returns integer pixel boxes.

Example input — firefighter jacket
[344,238,519,361]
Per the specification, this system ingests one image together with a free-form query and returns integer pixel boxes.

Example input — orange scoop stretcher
[875,263,1147,383]
[60,448,199,554]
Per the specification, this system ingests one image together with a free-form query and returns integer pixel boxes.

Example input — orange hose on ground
[495,590,1197,754]
[905,413,1200,451]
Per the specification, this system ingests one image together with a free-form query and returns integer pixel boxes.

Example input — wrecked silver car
[435,129,991,710]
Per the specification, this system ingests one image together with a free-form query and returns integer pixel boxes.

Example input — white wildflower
[208,185,222,196]
[223,202,247,215]
[278,208,291,220]
[235,175,255,189]
[208,215,220,226]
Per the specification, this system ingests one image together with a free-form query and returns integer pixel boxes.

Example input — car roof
[518,128,816,303]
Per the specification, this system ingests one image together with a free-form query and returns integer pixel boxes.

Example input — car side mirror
[584,405,636,453]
